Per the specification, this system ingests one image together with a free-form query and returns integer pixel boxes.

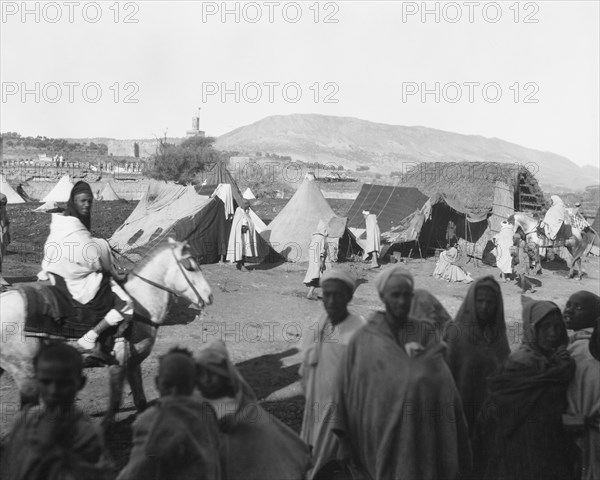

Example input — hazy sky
[1,1,598,167]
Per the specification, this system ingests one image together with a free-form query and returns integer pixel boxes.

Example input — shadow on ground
[236,348,301,400]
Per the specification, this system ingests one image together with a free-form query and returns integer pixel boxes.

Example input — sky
[1,1,599,167]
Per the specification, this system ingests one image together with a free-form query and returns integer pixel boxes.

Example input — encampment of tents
[385,192,490,257]
[261,173,353,262]
[99,182,121,201]
[345,184,428,249]
[41,175,74,203]
[243,187,256,200]
[0,174,25,204]
[110,180,227,264]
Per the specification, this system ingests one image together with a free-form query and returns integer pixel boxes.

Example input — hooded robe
[473,299,575,480]
[196,341,312,480]
[493,221,514,275]
[303,220,330,286]
[226,207,258,263]
[333,311,472,480]
[543,195,567,240]
[567,321,600,480]
[444,276,510,435]
[363,213,381,255]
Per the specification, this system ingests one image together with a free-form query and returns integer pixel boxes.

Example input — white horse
[509,212,593,280]
[0,238,213,426]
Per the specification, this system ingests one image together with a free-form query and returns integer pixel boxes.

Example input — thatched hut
[395,162,546,216]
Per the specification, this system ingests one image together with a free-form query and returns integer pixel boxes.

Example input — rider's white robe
[40,214,112,304]
[543,195,567,240]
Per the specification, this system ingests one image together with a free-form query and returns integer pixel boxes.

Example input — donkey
[0,238,213,426]
[509,213,593,280]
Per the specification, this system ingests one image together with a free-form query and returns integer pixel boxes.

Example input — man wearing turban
[333,266,471,479]
[304,220,331,300]
[39,181,133,352]
[299,268,365,479]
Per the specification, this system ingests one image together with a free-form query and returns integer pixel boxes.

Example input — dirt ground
[1,201,599,476]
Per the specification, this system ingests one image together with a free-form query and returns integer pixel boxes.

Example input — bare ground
[1,201,599,476]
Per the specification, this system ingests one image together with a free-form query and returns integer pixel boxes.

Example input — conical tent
[243,187,256,200]
[99,182,121,201]
[42,175,74,203]
[262,173,347,262]
[0,174,25,203]
[33,201,61,213]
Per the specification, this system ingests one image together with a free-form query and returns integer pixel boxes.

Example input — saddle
[17,273,127,367]
[537,221,573,247]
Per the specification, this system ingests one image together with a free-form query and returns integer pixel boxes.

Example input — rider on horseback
[542,195,567,241]
[38,181,133,353]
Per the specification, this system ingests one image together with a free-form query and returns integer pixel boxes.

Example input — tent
[98,182,121,201]
[261,173,351,262]
[345,184,428,250]
[196,162,245,213]
[386,192,490,257]
[0,174,25,203]
[242,187,256,200]
[110,180,227,264]
[41,175,74,203]
[33,201,62,213]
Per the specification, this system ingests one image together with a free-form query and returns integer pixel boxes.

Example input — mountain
[214,114,599,192]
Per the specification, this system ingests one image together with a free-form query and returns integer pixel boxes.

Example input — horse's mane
[130,242,174,274]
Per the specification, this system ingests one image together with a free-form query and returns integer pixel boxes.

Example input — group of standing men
[300,266,599,480]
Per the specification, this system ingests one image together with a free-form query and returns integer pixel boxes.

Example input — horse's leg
[103,363,126,428]
[534,249,543,275]
[576,257,584,280]
[126,361,147,412]
[8,367,38,407]
[102,339,128,428]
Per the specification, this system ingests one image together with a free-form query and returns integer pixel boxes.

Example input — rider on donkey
[38,181,133,353]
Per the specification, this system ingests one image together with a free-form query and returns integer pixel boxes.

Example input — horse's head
[156,238,213,308]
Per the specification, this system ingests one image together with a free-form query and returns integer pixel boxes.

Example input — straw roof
[395,161,545,215]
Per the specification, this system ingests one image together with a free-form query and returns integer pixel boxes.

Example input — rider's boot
[77,309,127,352]
[77,285,134,352]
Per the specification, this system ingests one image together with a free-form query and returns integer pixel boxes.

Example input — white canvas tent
[41,175,74,203]
[99,182,121,201]
[242,187,256,200]
[33,201,60,213]
[261,173,348,262]
[0,174,25,204]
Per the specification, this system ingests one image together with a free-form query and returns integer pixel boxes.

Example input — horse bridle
[129,247,206,308]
